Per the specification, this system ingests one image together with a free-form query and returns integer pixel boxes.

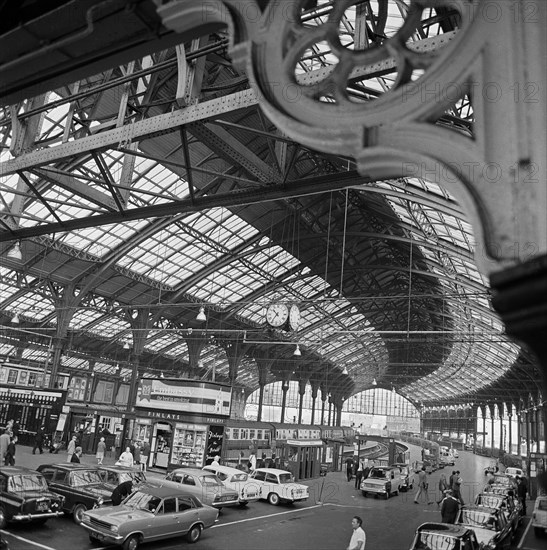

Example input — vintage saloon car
[457,505,512,550]
[390,463,413,492]
[0,466,65,528]
[202,464,260,505]
[81,483,218,550]
[360,466,402,499]
[474,492,521,533]
[247,468,309,506]
[410,522,480,550]
[164,467,239,509]
[36,463,113,524]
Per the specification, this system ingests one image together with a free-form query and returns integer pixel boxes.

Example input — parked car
[202,464,260,505]
[439,450,455,467]
[504,467,523,479]
[457,505,512,550]
[474,492,521,534]
[97,465,147,491]
[451,449,459,459]
[484,461,499,475]
[531,495,547,536]
[81,483,218,549]
[360,466,402,499]
[409,522,480,550]
[389,463,412,491]
[0,466,65,529]
[164,467,239,509]
[248,468,309,506]
[36,463,113,524]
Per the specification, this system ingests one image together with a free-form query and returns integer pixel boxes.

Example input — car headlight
[110,525,119,534]
[95,497,104,508]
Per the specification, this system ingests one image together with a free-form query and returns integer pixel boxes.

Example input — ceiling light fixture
[372,378,377,386]
[342,366,348,375]
[196,306,206,322]
[11,313,20,324]
[123,342,130,349]
[293,344,301,357]
[7,241,22,261]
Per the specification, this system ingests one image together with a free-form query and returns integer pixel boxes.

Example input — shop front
[133,377,232,470]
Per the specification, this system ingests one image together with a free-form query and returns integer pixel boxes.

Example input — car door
[177,495,200,534]
[249,470,267,498]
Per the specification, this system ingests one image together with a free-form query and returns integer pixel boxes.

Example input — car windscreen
[416,532,459,550]
[8,474,49,492]
[70,470,103,486]
[124,491,162,512]
[460,509,497,530]
[369,469,386,479]
[200,475,222,487]
[231,473,248,482]
[278,474,294,484]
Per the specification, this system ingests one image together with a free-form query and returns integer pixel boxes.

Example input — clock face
[266,303,289,327]
[289,304,300,331]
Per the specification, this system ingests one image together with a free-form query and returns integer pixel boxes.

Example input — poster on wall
[204,424,225,465]
[135,378,232,416]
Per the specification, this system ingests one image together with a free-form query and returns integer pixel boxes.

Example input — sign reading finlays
[135,378,232,417]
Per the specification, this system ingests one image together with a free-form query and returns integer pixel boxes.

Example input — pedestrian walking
[66,435,77,463]
[346,456,354,482]
[133,441,141,468]
[33,425,46,455]
[141,440,150,472]
[249,450,257,472]
[116,446,134,467]
[452,471,464,505]
[440,489,460,523]
[437,473,449,505]
[414,466,433,504]
[355,458,365,489]
[70,446,83,463]
[0,428,11,461]
[516,475,528,515]
[346,515,366,550]
[96,437,106,465]
[5,435,17,466]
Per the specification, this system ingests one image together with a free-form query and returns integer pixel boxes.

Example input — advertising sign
[135,378,232,417]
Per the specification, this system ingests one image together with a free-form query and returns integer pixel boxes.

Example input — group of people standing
[345,455,372,488]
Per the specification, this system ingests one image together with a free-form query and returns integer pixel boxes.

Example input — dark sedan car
[474,492,521,534]
[410,522,480,550]
[81,483,218,550]
[36,463,113,524]
[0,466,65,528]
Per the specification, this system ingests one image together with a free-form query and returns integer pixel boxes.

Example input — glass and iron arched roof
[0,0,542,408]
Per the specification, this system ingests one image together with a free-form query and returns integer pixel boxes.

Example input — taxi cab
[360,466,402,499]
[202,464,260,505]
[532,495,547,536]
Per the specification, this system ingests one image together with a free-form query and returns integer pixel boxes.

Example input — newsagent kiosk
[131,377,232,470]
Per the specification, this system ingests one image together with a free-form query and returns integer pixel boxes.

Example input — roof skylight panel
[144,332,177,353]
[70,308,104,330]
[163,341,189,361]
[84,316,129,339]
[0,343,15,355]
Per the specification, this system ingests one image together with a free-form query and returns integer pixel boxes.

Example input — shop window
[249,429,256,439]
[94,380,115,404]
[115,383,130,405]
[67,376,87,401]
[232,429,239,440]
[7,369,18,384]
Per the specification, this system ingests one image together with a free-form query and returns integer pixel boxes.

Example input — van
[531,495,547,536]
[360,466,402,499]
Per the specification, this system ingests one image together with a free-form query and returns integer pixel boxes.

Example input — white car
[202,464,260,506]
[505,467,523,478]
[248,468,309,506]
[532,495,547,536]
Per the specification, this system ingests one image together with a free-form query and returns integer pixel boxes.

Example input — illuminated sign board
[135,378,232,417]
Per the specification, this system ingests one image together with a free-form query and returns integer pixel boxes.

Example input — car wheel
[186,524,202,543]
[268,492,281,506]
[361,491,367,497]
[72,503,87,524]
[239,501,248,507]
[122,534,140,550]
[0,506,7,529]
